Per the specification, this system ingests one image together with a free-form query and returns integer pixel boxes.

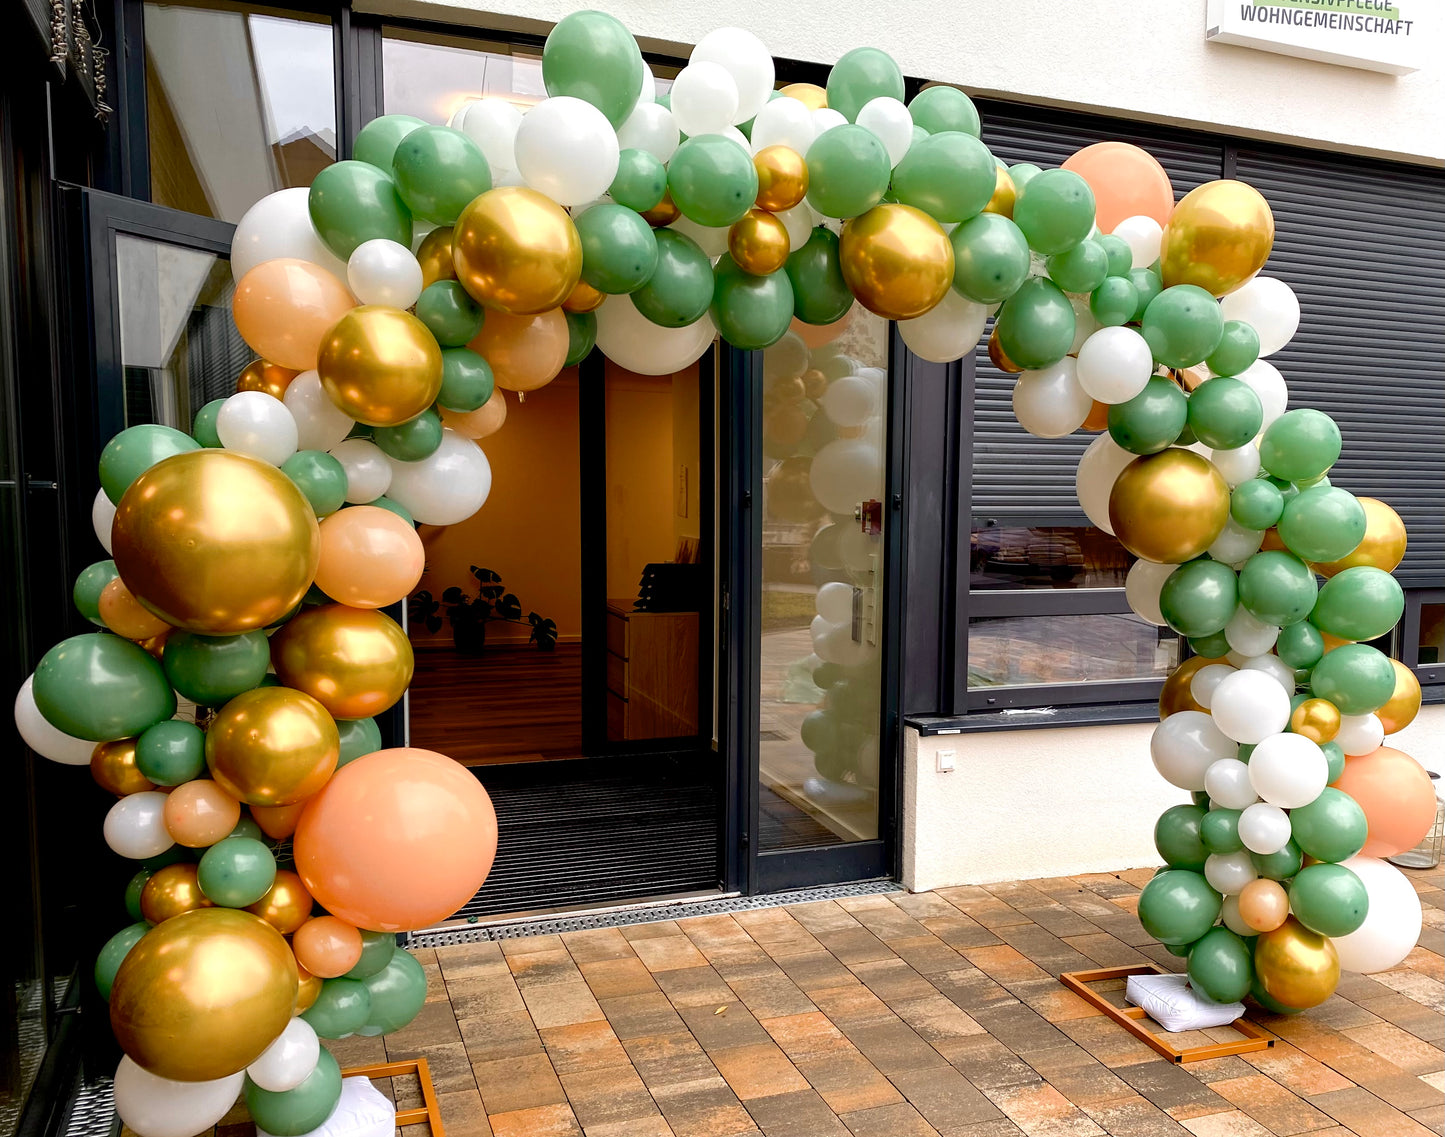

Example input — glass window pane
[968,613,1180,689]
[1420,603,1443,666]
[971,525,1130,589]
[146,2,336,222]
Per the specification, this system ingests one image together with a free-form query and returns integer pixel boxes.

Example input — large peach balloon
[468,309,569,393]
[1332,745,1437,858]
[440,388,507,440]
[292,916,362,978]
[294,747,498,932]
[313,506,425,609]
[1061,142,1174,234]
[232,259,355,372]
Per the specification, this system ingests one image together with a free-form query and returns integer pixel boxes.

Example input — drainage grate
[62,1079,117,1137]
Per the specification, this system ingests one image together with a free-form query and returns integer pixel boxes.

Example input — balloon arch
[10,11,1432,1134]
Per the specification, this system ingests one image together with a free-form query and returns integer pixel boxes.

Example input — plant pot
[452,620,487,655]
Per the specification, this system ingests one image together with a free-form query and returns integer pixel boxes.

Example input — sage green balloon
[1098,234,1133,278]
[361,947,428,1033]
[609,148,667,213]
[1275,621,1324,670]
[346,929,397,980]
[1289,864,1369,938]
[74,560,120,626]
[890,132,995,223]
[302,977,373,1039]
[1259,409,1341,483]
[950,213,1031,304]
[1159,558,1238,638]
[1237,551,1317,627]
[576,203,658,294]
[1201,809,1244,855]
[1188,926,1254,1003]
[135,720,206,786]
[1189,630,1232,659]
[908,85,980,137]
[1187,377,1263,451]
[1321,741,1346,783]
[1009,163,1043,191]
[96,922,151,1001]
[1012,169,1095,255]
[1128,267,1163,321]
[1311,566,1404,643]
[669,136,759,227]
[245,1049,343,1137]
[197,836,277,908]
[353,114,426,171]
[1206,320,1261,377]
[1046,239,1109,294]
[541,10,644,128]
[229,816,268,842]
[1141,285,1224,368]
[1090,276,1139,327]
[162,631,270,706]
[1231,479,1284,531]
[280,450,349,517]
[785,228,854,327]
[368,496,414,527]
[1155,804,1209,871]
[308,160,413,260]
[392,125,491,225]
[1250,971,1307,1014]
[634,229,715,327]
[124,871,150,921]
[805,125,891,220]
[99,424,200,504]
[32,634,175,741]
[1137,869,1222,946]
[1278,486,1366,564]
[1108,377,1187,455]
[337,716,382,767]
[416,281,485,349]
[1289,788,1367,864]
[565,310,598,367]
[1309,643,1396,715]
[1251,840,1303,882]
[436,347,494,412]
[827,46,904,122]
[711,255,794,350]
[192,400,225,448]
[995,277,1075,370]
[374,409,443,462]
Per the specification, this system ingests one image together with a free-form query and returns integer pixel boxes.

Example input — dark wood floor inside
[408,643,582,766]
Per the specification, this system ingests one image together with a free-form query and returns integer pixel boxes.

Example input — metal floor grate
[61,1079,117,1137]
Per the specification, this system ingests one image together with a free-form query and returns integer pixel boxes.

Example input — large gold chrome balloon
[779,82,828,110]
[269,604,414,719]
[110,908,298,1082]
[206,687,340,806]
[1159,654,1227,720]
[416,226,457,288]
[112,450,320,635]
[1159,180,1275,296]
[1109,449,1230,564]
[729,209,791,276]
[983,165,1017,219]
[1289,697,1341,744]
[452,186,582,315]
[754,146,809,212]
[1376,659,1422,735]
[237,359,299,400]
[247,869,314,935]
[840,204,955,321]
[316,306,443,427]
[1314,497,1407,578]
[91,738,154,797]
[140,863,214,924]
[1254,917,1340,1011]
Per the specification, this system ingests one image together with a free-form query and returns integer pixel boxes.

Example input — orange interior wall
[604,367,676,600]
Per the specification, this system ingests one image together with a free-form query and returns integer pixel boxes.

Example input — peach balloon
[440,389,507,440]
[292,916,363,978]
[1237,878,1289,933]
[252,801,307,840]
[790,310,853,350]
[232,258,355,372]
[313,506,425,610]
[1061,142,1175,234]
[99,577,171,641]
[163,780,242,848]
[294,747,498,932]
[1332,746,1437,858]
[468,309,568,393]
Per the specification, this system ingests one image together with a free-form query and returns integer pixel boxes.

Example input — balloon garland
[9,9,1433,1133]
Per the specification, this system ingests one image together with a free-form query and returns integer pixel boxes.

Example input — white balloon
[113,1057,243,1137]
[1207,517,1264,566]
[810,438,883,515]
[1009,358,1093,438]
[514,96,620,207]
[669,214,731,258]
[1205,851,1258,895]
[92,487,116,554]
[1242,654,1295,692]
[1068,294,1101,354]
[856,97,913,166]
[1332,856,1423,973]
[812,616,873,666]
[1219,276,1300,357]
[1210,669,1290,743]
[1335,713,1385,756]
[697,126,751,154]
[230,187,348,284]
[1150,711,1237,792]
[285,371,355,452]
[811,108,848,139]
[594,294,717,375]
[1212,444,1261,487]
[216,391,298,466]
[669,62,739,138]
[330,439,392,503]
[1237,359,1288,430]
[691,27,775,124]
[1189,664,1237,710]
[1249,732,1328,808]
[104,792,174,859]
[1205,758,1259,810]
[898,289,988,363]
[815,581,854,625]
[748,97,815,155]
[1112,215,1164,270]
[1238,802,1292,855]
[1075,434,1135,534]
[1221,893,1255,937]
[246,1017,320,1093]
[776,203,816,252]
[1075,326,1153,404]
[386,430,492,526]
[458,98,523,175]
[14,676,94,765]
[616,102,680,163]
[1125,559,1178,627]
[820,376,878,428]
[347,238,423,309]
[1224,604,1279,656]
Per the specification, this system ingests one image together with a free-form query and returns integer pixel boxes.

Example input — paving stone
[472,1049,567,1115]
[539,1019,631,1074]
[889,1064,1005,1128]
[1206,1074,1334,1135]
[728,971,818,1019]
[680,1000,774,1051]
[581,956,662,1000]
[836,1101,939,1136]
[709,1041,811,1100]
[487,1102,583,1137]
[655,964,738,1008]
[742,1088,852,1137]
[1111,1061,1233,1120]
[559,1063,661,1130]
[560,926,636,963]
[794,1049,904,1114]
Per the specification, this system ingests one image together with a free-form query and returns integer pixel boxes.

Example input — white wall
[362,0,1444,165]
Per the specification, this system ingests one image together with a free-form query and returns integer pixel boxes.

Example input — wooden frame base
[342,1058,445,1134]
[1060,965,1275,1064]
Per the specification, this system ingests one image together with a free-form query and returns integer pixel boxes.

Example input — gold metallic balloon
[295,963,322,1014]
[316,305,443,427]
[137,629,172,661]
[640,191,681,228]
[247,869,314,935]
[780,82,828,111]
[562,279,606,314]
[1290,697,1341,744]
[1376,659,1422,735]
[1159,180,1275,297]
[754,146,809,212]
[140,863,214,924]
[91,738,155,797]
[728,209,791,276]
[1109,449,1230,564]
[416,226,457,288]
[112,450,320,636]
[1320,631,1355,654]
[1314,497,1407,578]
[452,186,582,315]
[205,687,339,807]
[269,604,414,719]
[1081,400,1110,432]
[237,359,299,400]
[110,908,298,1082]
[1159,655,1227,720]
[1260,527,1287,553]
[982,165,1016,219]
[1253,917,1340,1011]
[987,327,1024,374]
[840,204,955,321]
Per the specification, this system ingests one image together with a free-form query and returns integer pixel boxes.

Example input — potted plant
[409,567,557,655]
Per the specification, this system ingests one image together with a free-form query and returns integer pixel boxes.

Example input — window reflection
[971,525,1130,590]
[1420,603,1443,666]
[968,613,1179,688]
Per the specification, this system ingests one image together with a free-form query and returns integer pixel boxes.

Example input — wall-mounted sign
[1206,0,1423,75]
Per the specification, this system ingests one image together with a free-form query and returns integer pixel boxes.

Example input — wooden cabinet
[605,600,699,740]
